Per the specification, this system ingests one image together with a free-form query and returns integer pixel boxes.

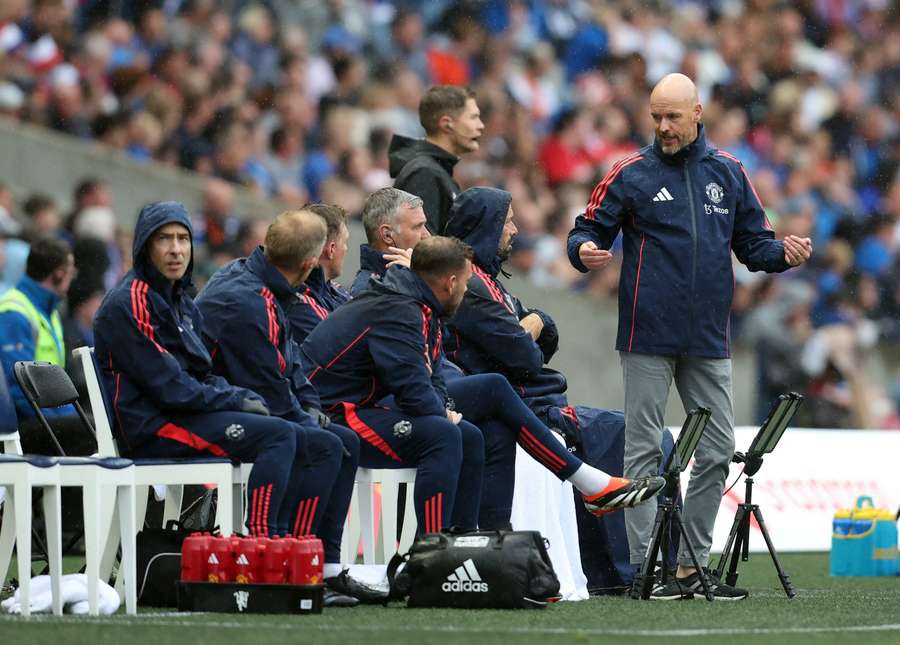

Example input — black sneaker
[322,587,359,607]
[325,569,389,604]
[649,576,694,600]
[630,564,673,599]
[674,569,749,601]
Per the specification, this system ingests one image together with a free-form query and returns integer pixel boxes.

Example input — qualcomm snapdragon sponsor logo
[442,559,489,593]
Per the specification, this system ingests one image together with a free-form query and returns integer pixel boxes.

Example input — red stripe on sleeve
[584,153,642,220]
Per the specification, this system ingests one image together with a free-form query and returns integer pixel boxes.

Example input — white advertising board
[676,427,900,552]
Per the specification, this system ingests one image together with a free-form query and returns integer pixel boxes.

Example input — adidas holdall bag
[393,529,560,609]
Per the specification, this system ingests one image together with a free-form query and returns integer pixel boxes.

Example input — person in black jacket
[567,74,812,600]
[94,202,327,541]
[302,236,665,531]
[389,85,484,234]
[195,210,369,604]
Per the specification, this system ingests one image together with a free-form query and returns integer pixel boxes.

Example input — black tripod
[712,393,803,599]
[638,407,714,601]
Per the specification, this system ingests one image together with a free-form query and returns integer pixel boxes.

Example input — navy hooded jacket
[567,126,790,358]
[288,266,350,345]
[94,202,260,453]
[300,266,448,418]
[349,244,388,297]
[443,187,561,384]
[195,247,321,424]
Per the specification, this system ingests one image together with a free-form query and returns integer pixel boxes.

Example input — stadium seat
[2,366,138,615]
[72,347,238,536]
[343,467,417,564]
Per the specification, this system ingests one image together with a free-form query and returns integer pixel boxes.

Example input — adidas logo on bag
[236,554,249,565]
[652,187,674,202]
[442,558,489,593]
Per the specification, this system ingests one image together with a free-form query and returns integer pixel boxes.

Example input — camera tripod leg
[638,503,669,600]
[714,504,746,581]
[671,507,714,601]
[752,506,796,598]
[724,506,750,587]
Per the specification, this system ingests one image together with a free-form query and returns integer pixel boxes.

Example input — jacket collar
[374,266,446,318]
[359,244,388,276]
[246,246,295,301]
[652,123,709,164]
[305,266,327,295]
[15,275,60,316]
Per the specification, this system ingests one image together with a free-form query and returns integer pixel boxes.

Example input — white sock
[324,563,343,579]
[567,464,613,496]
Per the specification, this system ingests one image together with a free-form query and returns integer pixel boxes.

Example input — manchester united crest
[705,182,724,204]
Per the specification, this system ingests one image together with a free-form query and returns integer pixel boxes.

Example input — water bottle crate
[176,581,324,614]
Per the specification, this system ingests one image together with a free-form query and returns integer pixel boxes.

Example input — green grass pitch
[3,553,899,645]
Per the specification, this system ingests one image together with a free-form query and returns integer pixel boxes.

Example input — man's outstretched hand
[579,241,614,270]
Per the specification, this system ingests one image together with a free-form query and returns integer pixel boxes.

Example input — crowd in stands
[0,0,898,428]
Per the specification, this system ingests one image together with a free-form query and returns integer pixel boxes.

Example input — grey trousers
[620,352,735,567]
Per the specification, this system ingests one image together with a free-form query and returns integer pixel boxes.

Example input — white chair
[342,467,417,564]
[73,347,237,536]
[0,454,62,616]
[0,363,137,615]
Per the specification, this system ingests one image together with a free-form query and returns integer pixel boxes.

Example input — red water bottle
[180,533,210,582]
[233,537,262,584]
[206,535,235,583]
[286,538,310,585]
[288,537,324,585]
[309,537,324,584]
[260,538,288,584]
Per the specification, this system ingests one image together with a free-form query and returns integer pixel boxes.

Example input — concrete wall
[0,118,758,424]
[0,119,279,221]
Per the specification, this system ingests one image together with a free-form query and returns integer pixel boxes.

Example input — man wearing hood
[566,74,812,600]
[389,85,484,234]
[94,202,339,543]
[302,236,665,531]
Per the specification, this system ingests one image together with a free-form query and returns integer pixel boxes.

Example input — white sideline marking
[2,615,900,637]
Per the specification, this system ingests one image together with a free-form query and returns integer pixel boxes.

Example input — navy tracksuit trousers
[335,402,484,534]
[135,411,352,562]
[446,373,583,529]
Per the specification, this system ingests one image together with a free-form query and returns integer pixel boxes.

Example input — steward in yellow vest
[0,238,75,418]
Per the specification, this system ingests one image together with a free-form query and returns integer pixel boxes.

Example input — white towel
[1,574,121,615]
[510,437,590,601]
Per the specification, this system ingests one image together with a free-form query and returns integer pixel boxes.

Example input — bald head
[650,73,702,155]
[264,209,327,283]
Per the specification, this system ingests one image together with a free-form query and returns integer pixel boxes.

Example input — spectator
[22,193,61,241]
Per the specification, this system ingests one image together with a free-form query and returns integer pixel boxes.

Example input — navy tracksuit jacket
[195,248,358,561]
[349,243,388,298]
[300,266,483,531]
[288,266,350,345]
[567,126,790,358]
[94,203,320,538]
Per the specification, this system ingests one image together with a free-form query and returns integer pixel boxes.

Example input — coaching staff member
[567,73,812,600]
[389,85,484,234]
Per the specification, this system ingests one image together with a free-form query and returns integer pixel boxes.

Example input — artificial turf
[3,552,900,645]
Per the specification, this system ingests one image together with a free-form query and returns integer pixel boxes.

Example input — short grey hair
[361,187,423,244]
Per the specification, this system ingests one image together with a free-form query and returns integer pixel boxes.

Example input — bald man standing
[567,74,811,600]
